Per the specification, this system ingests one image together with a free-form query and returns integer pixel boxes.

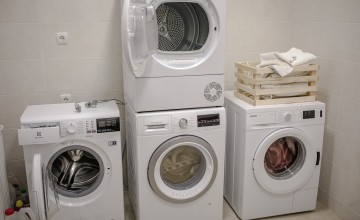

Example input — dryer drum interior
[264,136,306,180]
[48,146,105,198]
[156,2,210,52]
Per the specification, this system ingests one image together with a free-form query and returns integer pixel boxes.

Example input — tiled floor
[124,193,340,220]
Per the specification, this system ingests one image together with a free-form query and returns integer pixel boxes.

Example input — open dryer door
[32,154,60,220]
[122,0,158,77]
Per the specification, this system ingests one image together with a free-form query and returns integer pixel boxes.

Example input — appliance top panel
[224,91,325,127]
[224,91,325,112]
[20,101,119,124]
[133,106,225,136]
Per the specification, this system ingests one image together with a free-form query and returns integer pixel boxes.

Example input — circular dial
[67,123,77,134]
[178,118,188,128]
[283,112,292,122]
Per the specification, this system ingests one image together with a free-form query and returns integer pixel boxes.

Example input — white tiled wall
[225,0,293,90]
[0,0,124,187]
[293,0,360,219]
[1,0,359,219]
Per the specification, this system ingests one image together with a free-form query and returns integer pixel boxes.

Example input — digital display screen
[197,114,220,127]
[303,110,315,119]
[98,121,106,128]
[96,117,120,133]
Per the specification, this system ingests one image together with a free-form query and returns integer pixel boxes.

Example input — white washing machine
[224,91,325,220]
[121,0,226,112]
[125,104,225,220]
[18,101,124,220]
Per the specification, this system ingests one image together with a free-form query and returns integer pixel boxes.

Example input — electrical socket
[60,94,72,103]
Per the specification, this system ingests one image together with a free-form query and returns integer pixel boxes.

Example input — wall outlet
[56,32,69,45]
[60,94,72,103]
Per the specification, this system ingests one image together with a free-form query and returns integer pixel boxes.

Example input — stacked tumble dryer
[121,0,226,219]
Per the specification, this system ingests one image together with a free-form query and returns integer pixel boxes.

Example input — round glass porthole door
[156,2,211,52]
[47,145,104,198]
[253,128,317,194]
[148,135,217,203]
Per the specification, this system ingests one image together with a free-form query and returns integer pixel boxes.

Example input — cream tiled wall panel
[0,0,40,23]
[0,0,124,187]
[41,23,121,58]
[0,24,42,60]
[44,57,122,91]
[38,0,121,23]
[0,60,46,95]
[294,0,360,218]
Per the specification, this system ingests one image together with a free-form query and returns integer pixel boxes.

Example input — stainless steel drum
[48,146,104,198]
[156,2,209,52]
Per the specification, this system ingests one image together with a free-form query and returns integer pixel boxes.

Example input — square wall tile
[0,60,46,95]
[0,0,40,23]
[41,22,121,59]
[334,135,360,179]
[292,22,319,55]
[0,24,42,60]
[3,129,24,161]
[328,194,360,220]
[337,98,360,142]
[316,58,345,96]
[342,61,360,102]
[5,159,27,188]
[319,158,333,193]
[38,0,121,23]
[314,22,349,60]
[322,127,342,162]
[0,94,56,129]
[293,0,352,23]
[44,57,122,92]
[227,0,292,22]
[317,92,341,130]
[346,24,360,63]
[330,165,360,217]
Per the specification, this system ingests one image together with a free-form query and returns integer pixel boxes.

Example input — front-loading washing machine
[121,0,226,112]
[224,91,325,220]
[125,104,225,220]
[18,101,124,220]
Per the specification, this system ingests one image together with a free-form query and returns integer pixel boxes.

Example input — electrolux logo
[35,131,43,139]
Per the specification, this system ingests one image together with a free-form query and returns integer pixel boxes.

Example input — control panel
[59,117,120,136]
[246,107,325,128]
[140,110,225,136]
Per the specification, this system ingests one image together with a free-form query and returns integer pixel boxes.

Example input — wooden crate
[234,61,319,106]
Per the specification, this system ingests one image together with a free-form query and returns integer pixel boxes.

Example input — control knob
[178,118,188,128]
[67,123,77,134]
[283,112,292,122]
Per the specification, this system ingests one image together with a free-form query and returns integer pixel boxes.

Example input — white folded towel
[257,47,317,77]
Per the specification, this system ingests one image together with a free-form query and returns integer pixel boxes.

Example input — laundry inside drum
[156,2,210,52]
[160,145,206,190]
[49,147,104,197]
[264,137,306,180]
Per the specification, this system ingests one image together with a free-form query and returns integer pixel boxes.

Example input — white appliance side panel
[0,126,10,218]
[130,74,224,112]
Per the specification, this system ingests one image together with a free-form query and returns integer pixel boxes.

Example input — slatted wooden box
[234,61,319,106]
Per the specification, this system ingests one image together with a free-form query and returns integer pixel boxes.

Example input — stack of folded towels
[255,47,317,98]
